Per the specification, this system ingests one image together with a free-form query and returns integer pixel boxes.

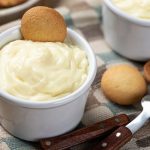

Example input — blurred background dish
[0,0,42,25]
[103,0,150,61]
[0,0,84,26]
[0,0,27,8]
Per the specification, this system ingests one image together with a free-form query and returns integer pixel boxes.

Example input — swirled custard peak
[0,40,88,101]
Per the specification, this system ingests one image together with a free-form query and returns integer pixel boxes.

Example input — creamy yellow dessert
[112,0,150,19]
[0,40,88,101]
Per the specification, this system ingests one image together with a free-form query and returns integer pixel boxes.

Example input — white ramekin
[103,0,150,61]
[0,26,97,141]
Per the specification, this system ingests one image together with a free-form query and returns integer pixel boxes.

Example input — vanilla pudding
[0,40,88,101]
[113,0,150,19]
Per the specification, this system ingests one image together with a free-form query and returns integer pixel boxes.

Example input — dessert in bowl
[0,0,41,25]
[0,0,26,7]
[102,0,150,61]
[0,7,96,141]
[0,26,96,141]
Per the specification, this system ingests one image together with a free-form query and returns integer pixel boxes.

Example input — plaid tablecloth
[0,1,150,150]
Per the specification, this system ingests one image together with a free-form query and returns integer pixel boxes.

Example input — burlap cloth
[0,1,150,150]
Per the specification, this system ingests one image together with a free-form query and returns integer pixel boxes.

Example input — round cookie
[101,64,147,105]
[21,6,67,42]
[144,61,150,82]
[0,0,26,7]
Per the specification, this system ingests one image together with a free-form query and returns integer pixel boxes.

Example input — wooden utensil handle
[40,114,129,150]
[93,126,132,150]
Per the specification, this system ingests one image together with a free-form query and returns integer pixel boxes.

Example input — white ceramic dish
[0,0,41,25]
[0,25,97,141]
[103,0,150,61]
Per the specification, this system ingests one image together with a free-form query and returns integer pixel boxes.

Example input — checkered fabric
[0,1,150,150]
